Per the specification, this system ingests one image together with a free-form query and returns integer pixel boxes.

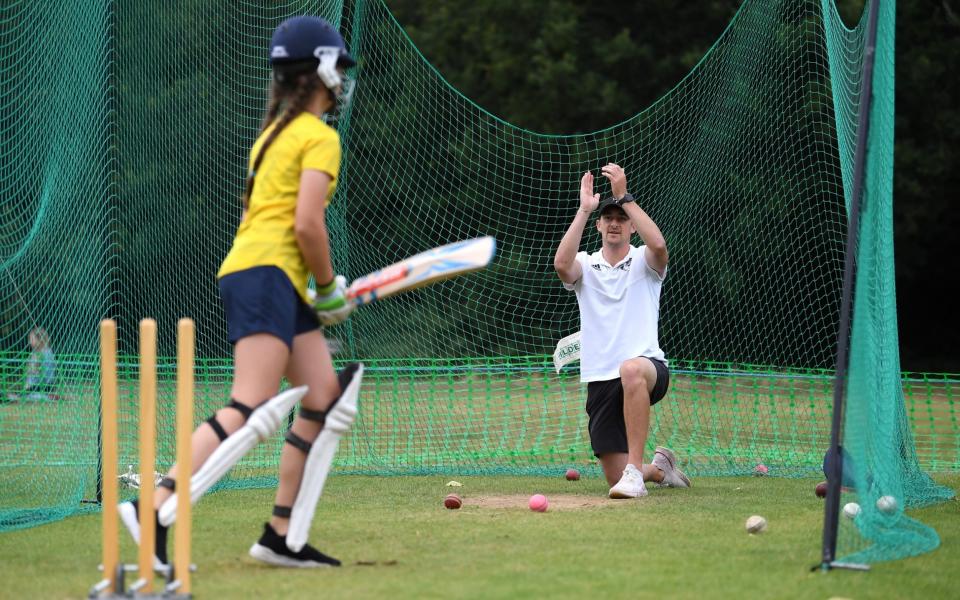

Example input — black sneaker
[249,523,341,567]
[118,499,169,570]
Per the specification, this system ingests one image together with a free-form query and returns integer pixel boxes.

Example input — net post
[820,0,884,570]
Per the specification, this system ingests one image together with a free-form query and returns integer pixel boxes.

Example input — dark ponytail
[241,65,326,209]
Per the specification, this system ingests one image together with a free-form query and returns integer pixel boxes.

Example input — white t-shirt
[563,245,667,382]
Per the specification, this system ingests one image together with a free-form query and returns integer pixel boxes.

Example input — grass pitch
[1,474,957,599]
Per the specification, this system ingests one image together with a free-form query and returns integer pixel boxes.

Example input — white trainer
[652,446,691,488]
[609,464,648,499]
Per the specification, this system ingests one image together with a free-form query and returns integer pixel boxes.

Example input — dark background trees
[385,0,960,371]
[2,1,953,371]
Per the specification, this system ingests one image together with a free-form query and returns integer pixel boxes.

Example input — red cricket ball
[815,481,828,498]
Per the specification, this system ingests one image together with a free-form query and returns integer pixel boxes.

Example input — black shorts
[585,358,670,457]
[218,266,320,350]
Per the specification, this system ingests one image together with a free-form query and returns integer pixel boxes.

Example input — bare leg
[620,357,658,468]
[598,357,666,487]
[599,453,627,487]
[270,331,339,535]
[153,334,289,509]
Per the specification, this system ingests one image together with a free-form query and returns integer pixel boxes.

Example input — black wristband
[616,193,636,206]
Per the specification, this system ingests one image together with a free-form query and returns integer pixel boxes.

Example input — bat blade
[346,263,411,300]
[347,236,496,305]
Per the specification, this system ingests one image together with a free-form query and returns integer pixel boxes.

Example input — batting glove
[313,275,354,326]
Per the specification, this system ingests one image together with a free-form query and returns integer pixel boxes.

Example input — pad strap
[206,400,256,442]
[286,363,363,552]
[283,405,330,453]
[206,415,229,441]
[158,477,176,491]
[299,407,327,424]
[273,505,292,518]
[228,399,254,420]
[285,430,312,454]
[284,407,326,452]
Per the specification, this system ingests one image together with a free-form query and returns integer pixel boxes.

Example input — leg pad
[157,386,308,526]
[286,364,363,552]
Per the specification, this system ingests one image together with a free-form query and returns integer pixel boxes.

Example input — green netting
[0,0,955,566]
[825,0,955,564]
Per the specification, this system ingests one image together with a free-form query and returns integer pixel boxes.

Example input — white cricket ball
[843,502,861,519]
[876,495,898,514]
[745,515,767,534]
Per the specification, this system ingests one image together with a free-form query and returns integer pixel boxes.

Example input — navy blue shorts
[585,358,670,457]
[218,266,320,350]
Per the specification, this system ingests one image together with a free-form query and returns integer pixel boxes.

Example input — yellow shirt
[218,112,341,302]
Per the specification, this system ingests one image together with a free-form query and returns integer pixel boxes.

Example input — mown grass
[1,474,957,599]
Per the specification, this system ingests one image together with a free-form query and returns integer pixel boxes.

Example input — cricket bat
[311,236,497,307]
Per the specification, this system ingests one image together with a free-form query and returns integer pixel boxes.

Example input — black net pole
[820,0,884,570]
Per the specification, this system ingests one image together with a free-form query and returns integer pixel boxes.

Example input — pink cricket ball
[754,464,769,476]
[528,494,548,512]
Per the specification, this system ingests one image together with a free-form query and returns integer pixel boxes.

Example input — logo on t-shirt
[591,257,632,272]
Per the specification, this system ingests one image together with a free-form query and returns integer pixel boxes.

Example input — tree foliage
[3,1,954,369]
[386,0,959,369]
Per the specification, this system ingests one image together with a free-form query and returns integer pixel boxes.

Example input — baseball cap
[596,197,625,215]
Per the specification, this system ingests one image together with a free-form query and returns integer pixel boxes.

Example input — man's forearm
[554,208,591,270]
[623,203,666,251]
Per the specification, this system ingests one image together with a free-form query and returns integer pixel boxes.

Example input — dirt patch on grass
[467,494,623,510]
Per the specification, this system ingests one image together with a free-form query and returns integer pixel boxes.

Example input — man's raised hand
[600,163,627,200]
[580,172,600,213]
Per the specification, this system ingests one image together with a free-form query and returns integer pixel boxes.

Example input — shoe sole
[608,489,649,499]
[672,467,692,488]
[608,481,649,499]
[119,502,167,572]
[249,543,334,568]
